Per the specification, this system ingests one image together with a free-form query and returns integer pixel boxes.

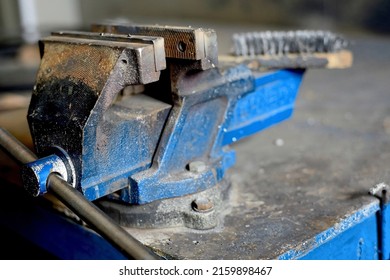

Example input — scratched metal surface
[124,34,390,259]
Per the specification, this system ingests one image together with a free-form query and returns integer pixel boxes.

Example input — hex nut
[192,197,214,213]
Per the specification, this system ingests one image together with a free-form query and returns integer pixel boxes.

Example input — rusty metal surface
[122,34,390,259]
[51,31,166,72]
[28,31,169,199]
[97,179,230,230]
[37,41,120,92]
[92,23,218,70]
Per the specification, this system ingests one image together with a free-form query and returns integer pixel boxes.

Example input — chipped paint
[278,201,380,259]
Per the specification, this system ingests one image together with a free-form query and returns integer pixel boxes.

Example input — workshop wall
[78,0,390,33]
[1,0,389,43]
[0,0,19,39]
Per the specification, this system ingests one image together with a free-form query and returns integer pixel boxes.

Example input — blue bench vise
[22,24,304,230]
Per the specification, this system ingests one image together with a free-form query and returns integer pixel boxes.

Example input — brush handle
[219,50,353,69]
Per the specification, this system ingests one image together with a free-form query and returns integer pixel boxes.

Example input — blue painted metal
[127,68,304,204]
[368,184,390,260]
[222,69,303,146]
[26,61,304,204]
[0,201,126,260]
[381,203,390,259]
[81,94,171,201]
[278,202,380,260]
[23,154,65,195]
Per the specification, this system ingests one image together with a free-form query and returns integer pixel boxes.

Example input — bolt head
[192,197,214,213]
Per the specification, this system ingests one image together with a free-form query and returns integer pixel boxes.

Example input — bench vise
[22,24,304,229]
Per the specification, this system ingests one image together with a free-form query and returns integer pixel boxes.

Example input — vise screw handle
[0,128,160,260]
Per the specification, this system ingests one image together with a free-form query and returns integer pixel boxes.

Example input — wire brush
[220,30,353,69]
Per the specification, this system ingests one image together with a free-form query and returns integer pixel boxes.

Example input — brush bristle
[232,30,349,56]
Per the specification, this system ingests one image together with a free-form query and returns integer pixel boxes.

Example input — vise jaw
[26,30,167,198]
[23,24,303,229]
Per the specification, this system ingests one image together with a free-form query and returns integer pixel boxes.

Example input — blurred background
[1,0,390,39]
[1,0,390,51]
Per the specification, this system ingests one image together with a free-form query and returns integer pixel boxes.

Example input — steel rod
[0,127,160,260]
[47,173,159,260]
[0,128,37,163]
